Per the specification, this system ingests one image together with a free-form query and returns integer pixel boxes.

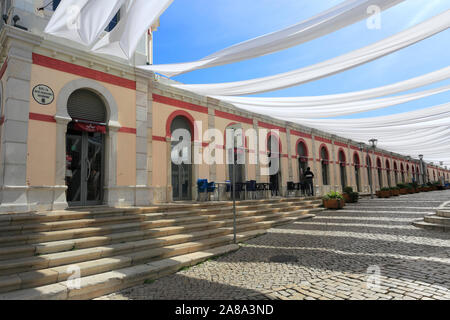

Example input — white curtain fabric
[44,0,126,47]
[233,85,450,118]
[277,103,450,161]
[173,10,450,96]
[212,67,450,108]
[91,0,174,60]
[141,0,405,77]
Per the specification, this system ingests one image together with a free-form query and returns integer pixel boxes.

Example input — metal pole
[370,147,375,199]
[232,142,237,244]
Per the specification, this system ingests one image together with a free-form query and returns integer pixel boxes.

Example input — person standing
[304,167,315,196]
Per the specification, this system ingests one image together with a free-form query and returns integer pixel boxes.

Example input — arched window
[407,164,410,183]
[297,141,308,182]
[354,153,361,192]
[226,123,245,185]
[338,150,347,188]
[320,146,329,186]
[377,158,383,188]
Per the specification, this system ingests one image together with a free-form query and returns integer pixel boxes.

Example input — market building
[0,0,449,213]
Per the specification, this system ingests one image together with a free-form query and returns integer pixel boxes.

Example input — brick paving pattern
[99,190,450,300]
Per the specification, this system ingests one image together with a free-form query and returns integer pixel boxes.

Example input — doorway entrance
[66,126,104,206]
[65,89,107,207]
[170,115,193,201]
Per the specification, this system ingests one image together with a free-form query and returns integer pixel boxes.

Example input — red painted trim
[0,59,7,80]
[0,116,4,126]
[32,53,136,90]
[152,135,166,142]
[258,121,287,133]
[315,136,332,144]
[295,138,309,158]
[29,112,56,123]
[118,127,137,134]
[337,148,346,163]
[215,110,253,125]
[350,145,360,151]
[291,130,312,139]
[165,109,199,141]
[266,131,283,154]
[153,94,208,114]
[334,141,348,148]
[318,143,330,161]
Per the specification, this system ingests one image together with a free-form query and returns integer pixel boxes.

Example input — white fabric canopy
[212,67,450,108]
[233,85,450,118]
[91,0,174,60]
[44,0,126,47]
[141,0,405,77]
[173,10,450,96]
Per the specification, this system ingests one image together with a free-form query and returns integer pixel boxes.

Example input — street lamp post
[369,139,378,199]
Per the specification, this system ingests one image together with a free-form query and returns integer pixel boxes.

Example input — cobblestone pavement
[99,190,450,300]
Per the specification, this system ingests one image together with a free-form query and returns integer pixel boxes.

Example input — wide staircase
[0,197,322,300]
[413,203,450,232]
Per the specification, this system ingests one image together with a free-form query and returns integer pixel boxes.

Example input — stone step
[0,209,319,275]
[0,205,321,247]
[436,209,450,218]
[423,214,450,226]
[0,199,321,227]
[0,243,242,300]
[412,220,450,232]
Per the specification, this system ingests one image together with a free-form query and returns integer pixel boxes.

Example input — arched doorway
[394,162,398,185]
[65,89,106,206]
[338,150,347,189]
[226,124,245,187]
[320,146,329,186]
[170,115,193,201]
[377,158,383,188]
[401,163,405,183]
[297,140,308,182]
[366,156,372,189]
[268,134,281,196]
[354,153,361,192]
[386,159,391,187]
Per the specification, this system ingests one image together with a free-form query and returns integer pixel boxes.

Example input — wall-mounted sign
[32,84,54,105]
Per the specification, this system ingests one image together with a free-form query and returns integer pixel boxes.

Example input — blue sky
[152,0,450,119]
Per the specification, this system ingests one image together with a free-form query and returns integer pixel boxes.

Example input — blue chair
[197,179,208,201]
[207,181,216,200]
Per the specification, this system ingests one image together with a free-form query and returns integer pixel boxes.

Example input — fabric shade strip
[44,0,126,47]
[232,85,450,118]
[91,0,174,60]
[141,0,405,77]
[73,122,107,133]
[172,10,450,96]
[211,67,450,108]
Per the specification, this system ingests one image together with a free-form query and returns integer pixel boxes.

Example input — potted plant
[405,183,414,194]
[343,186,359,203]
[391,186,400,196]
[323,191,345,209]
[397,183,408,195]
[411,181,419,193]
[377,187,391,198]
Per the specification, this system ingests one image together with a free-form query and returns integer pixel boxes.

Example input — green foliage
[323,191,344,200]
[380,187,391,191]
[397,183,407,188]
[343,186,354,194]
[405,183,413,190]
[391,186,400,190]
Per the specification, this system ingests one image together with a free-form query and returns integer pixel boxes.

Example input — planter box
[399,188,408,195]
[376,190,390,198]
[323,199,345,209]
[392,189,400,196]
